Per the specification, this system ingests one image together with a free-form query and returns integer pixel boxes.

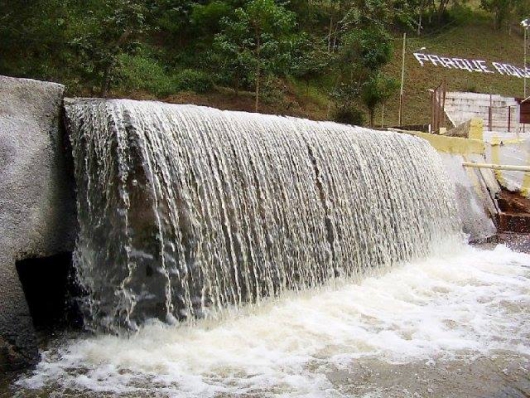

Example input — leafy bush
[118,55,214,96]
[332,107,365,126]
[261,76,287,105]
[361,73,398,126]
[117,53,175,96]
[175,69,214,93]
[448,3,477,26]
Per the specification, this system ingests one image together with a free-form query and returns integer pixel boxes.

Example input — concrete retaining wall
[393,129,498,242]
[445,92,520,132]
[438,153,498,242]
[483,131,530,198]
[0,76,76,370]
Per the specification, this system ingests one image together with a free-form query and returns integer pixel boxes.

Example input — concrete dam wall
[0,75,498,371]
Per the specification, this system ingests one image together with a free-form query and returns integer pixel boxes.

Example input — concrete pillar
[0,76,76,370]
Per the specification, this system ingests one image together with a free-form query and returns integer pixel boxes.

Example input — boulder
[0,76,76,370]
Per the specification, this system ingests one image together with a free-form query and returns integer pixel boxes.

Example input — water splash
[65,100,460,331]
[16,245,530,397]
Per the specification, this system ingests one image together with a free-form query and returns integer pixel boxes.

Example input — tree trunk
[494,9,504,31]
[328,16,333,53]
[437,0,449,23]
[100,64,112,98]
[99,31,132,98]
[255,63,260,112]
[255,35,261,112]
[428,0,435,23]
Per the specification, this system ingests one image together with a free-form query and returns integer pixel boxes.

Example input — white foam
[18,245,530,397]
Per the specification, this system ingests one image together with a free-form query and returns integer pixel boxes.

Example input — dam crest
[65,99,461,331]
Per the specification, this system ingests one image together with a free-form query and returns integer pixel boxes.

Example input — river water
[4,242,529,397]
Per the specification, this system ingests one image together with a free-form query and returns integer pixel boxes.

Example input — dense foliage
[1,0,526,124]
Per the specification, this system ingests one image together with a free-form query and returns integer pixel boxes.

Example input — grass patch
[380,16,526,127]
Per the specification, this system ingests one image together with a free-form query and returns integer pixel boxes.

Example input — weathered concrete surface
[396,128,485,156]
[444,92,519,132]
[443,117,484,139]
[483,131,530,198]
[392,128,498,242]
[439,153,498,242]
[0,76,76,370]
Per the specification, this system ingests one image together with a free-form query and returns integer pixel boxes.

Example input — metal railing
[462,162,530,172]
[486,97,519,132]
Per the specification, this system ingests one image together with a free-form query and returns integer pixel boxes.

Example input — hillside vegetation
[1,0,528,128]
[384,16,529,127]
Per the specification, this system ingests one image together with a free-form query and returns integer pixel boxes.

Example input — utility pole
[521,19,529,133]
[522,19,530,98]
[398,33,406,127]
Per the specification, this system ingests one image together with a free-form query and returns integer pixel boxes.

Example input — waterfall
[65,99,460,332]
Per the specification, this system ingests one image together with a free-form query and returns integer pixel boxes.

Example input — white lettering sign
[413,52,530,78]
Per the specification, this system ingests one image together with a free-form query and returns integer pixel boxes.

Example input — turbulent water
[65,100,460,331]
[13,244,530,397]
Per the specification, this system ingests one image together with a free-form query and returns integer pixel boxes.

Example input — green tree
[214,0,295,111]
[69,0,150,96]
[289,33,330,93]
[191,1,233,39]
[480,0,523,30]
[0,0,72,80]
[431,0,454,23]
[331,23,393,123]
[361,73,398,127]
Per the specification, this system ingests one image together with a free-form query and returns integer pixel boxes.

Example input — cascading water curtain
[65,99,461,332]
